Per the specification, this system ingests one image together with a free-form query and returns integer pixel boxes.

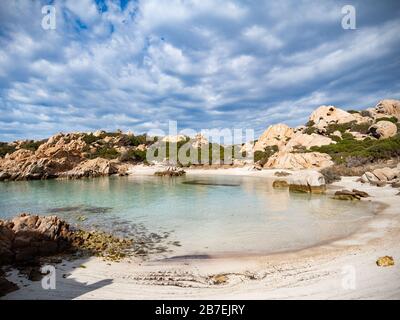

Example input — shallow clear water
[0,175,377,258]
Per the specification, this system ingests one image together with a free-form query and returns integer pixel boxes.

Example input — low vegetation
[0,143,16,157]
[19,140,46,151]
[87,146,120,160]
[254,145,279,166]
[310,134,400,165]
[325,121,371,135]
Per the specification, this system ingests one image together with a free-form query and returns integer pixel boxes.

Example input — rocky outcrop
[0,131,154,181]
[288,170,326,194]
[283,133,334,152]
[360,165,400,186]
[265,151,333,169]
[254,124,294,151]
[333,189,370,200]
[368,99,400,121]
[308,106,367,132]
[0,133,86,181]
[0,214,72,265]
[0,213,134,266]
[368,121,398,139]
[60,158,118,179]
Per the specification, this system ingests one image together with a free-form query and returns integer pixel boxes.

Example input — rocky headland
[1,99,399,185]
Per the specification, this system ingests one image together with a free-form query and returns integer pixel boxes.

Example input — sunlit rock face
[253,124,294,152]
[264,151,333,170]
[367,99,400,121]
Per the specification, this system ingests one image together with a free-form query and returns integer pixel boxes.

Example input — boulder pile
[360,165,400,187]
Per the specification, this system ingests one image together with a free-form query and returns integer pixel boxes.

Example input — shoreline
[2,168,400,299]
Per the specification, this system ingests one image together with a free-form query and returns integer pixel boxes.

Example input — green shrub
[254,145,278,165]
[88,146,120,159]
[310,134,400,164]
[83,134,100,144]
[124,149,147,162]
[347,110,360,114]
[305,120,315,127]
[360,110,372,117]
[127,134,149,147]
[0,142,16,157]
[19,140,46,151]
[304,126,317,135]
[325,121,370,135]
[375,116,398,124]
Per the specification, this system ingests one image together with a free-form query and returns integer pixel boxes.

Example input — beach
[2,168,399,300]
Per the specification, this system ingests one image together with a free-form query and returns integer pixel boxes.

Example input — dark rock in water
[351,189,370,198]
[182,180,240,187]
[272,180,288,188]
[333,189,369,200]
[0,269,19,297]
[155,167,185,177]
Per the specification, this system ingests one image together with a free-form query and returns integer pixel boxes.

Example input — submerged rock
[288,170,326,194]
[155,167,186,177]
[272,180,289,188]
[333,189,370,200]
[376,256,395,267]
[210,274,228,285]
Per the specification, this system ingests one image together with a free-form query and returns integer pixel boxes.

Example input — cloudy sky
[0,0,399,141]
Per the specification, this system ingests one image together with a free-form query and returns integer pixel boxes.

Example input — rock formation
[283,132,334,152]
[367,99,400,121]
[308,105,367,132]
[0,213,133,266]
[60,158,119,179]
[265,151,333,170]
[253,124,294,151]
[287,170,326,193]
[360,165,400,186]
[0,132,151,181]
[368,121,398,139]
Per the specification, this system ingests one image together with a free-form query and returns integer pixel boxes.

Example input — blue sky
[0,0,399,141]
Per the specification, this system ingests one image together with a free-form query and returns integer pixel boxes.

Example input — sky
[0,0,399,141]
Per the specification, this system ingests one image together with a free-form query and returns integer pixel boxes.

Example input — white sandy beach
[2,167,400,300]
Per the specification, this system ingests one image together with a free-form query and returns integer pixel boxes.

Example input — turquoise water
[0,175,377,258]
